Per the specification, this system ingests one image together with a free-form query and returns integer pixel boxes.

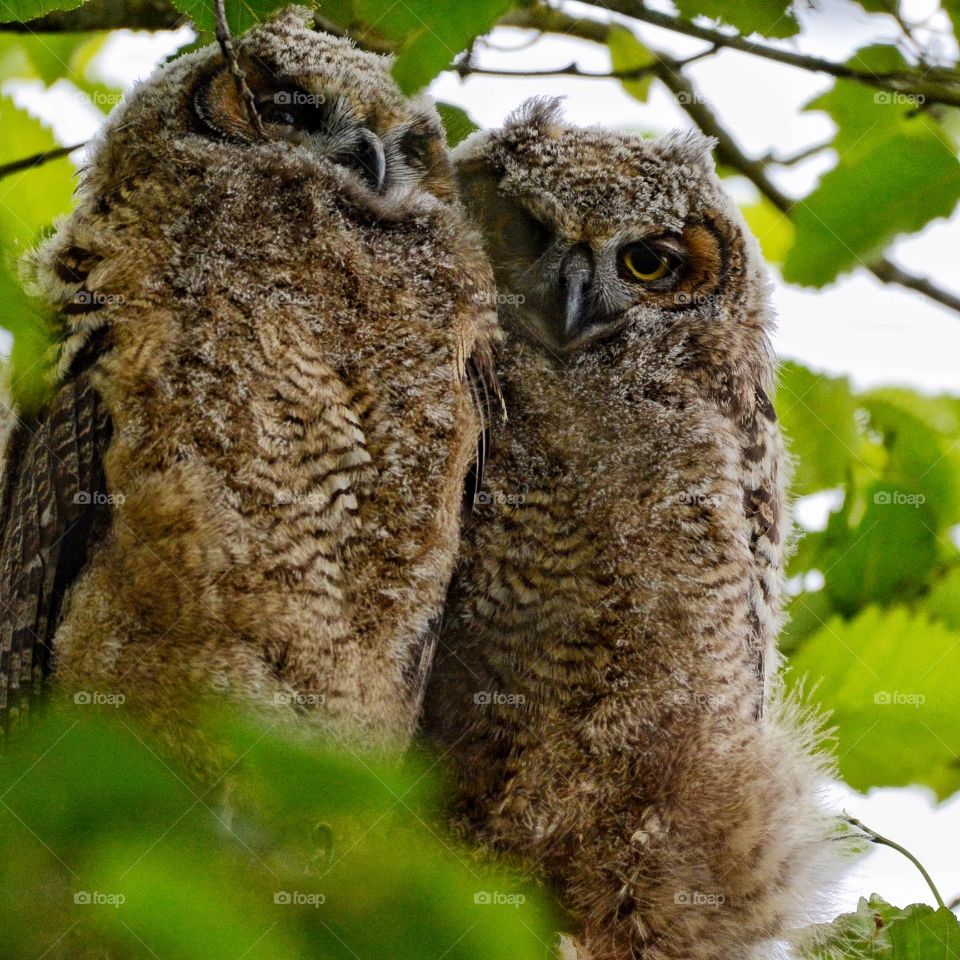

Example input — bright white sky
[3,0,959,920]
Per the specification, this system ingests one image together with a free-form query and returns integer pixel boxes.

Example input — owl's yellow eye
[619,242,671,283]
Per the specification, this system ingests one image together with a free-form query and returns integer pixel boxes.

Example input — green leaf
[607,25,655,103]
[783,46,960,287]
[862,389,960,530]
[171,0,311,36]
[173,0,511,93]
[673,0,799,38]
[0,0,84,26]
[776,361,864,496]
[783,132,960,286]
[817,481,940,613]
[372,0,515,94]
[926,567,960,631]
[0,95,75,251]
[781,588,834,656]
[799,896,960,959]
[436,102,478,147]
[741,193,794,264]
[0,240,54,414]
[789,606,960,798]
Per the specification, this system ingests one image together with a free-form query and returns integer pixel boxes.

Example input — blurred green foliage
[0,708,559,960]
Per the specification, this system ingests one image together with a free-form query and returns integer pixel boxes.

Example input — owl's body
[0,8,497,763]
[424,104,842,958]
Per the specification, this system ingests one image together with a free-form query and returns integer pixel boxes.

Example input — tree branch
[653,63,960,314]
[593,1,960,107]
[213,0,263,136]
[0,0,182,32]
[0,144,84,180]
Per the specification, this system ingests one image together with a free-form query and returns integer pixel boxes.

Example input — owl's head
[454,99,770,359]
[87,6,455,204]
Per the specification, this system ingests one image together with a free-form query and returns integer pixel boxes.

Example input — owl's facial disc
[192,60,443,196]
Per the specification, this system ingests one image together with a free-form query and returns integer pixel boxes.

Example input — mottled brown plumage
[0,7,498,769]
[423,101,844,959]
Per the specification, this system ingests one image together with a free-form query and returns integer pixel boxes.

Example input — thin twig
[213,0,263,137]
[759,142,832,167]
[0,144,85,181]
[844,816,947,910]
[454,49,709,81]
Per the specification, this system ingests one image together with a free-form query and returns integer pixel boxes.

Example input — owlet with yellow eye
[0,7,498,772]
[423,100,848,960]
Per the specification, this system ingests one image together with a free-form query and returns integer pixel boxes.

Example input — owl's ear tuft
[505,96,565,134]
[656,129,717,174]
[263,4,316,31]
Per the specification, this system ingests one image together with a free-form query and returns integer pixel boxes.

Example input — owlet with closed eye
[424,101,846,959]
[0,7,498,768]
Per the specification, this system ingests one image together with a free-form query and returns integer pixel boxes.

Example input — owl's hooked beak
[337,127,387,193]
[560,246,594,342]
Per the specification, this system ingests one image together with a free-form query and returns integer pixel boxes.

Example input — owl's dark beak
[560,245,594,342]
[340,127,387,193]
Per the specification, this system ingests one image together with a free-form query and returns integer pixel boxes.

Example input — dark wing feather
[0,360,112,735]
[740,384,783,720]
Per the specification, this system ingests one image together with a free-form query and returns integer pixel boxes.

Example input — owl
[423,101,845,959]
[0,6,498,768]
